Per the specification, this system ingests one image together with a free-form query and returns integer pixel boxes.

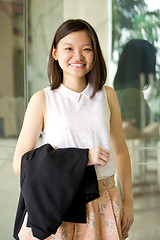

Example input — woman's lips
[69,63,86,68]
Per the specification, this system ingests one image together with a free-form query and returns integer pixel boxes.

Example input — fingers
[122,218,130,239]
[121,212,134,239]
[88,147,110,166]
[96,147,110,167]
[98,148,110,165]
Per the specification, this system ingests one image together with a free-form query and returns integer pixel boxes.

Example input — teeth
[70,63,84,67]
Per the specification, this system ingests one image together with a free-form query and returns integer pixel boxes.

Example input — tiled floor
[129,193,160,239]
[0,138,160,240]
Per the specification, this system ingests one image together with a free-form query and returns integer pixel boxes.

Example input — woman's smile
[69,62,86,68]
[52,31,94,80]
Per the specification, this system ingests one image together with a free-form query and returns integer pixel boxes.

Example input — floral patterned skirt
[18,175,123,240]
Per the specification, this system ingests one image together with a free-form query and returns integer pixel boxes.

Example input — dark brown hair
[47,19,107,97]
[114,39,156,90]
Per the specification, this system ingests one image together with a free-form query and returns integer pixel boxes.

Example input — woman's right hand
[88,147,110,166]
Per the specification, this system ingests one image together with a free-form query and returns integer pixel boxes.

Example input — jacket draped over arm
[13,144,100,240]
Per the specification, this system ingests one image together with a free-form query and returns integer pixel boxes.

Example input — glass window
[111,1,160,239]
[0,0,24,238]
[0,0,24,138]
[26,0,64,98]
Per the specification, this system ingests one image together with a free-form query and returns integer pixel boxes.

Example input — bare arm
[105,86,134,239]
[13,90,46,174]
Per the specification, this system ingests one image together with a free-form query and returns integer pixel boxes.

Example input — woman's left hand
[121,200,134,239]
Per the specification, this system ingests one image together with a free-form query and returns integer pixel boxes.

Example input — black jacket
[13,144,99,240]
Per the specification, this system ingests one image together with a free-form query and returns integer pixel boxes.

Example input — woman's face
[52,31,94,81]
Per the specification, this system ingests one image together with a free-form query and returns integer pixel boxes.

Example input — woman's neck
[62,77,87,93]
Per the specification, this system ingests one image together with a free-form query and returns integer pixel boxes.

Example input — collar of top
[58,83,93,102]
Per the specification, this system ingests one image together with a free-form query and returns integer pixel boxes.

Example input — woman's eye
[84,48,93,52]
[65,47,72,50]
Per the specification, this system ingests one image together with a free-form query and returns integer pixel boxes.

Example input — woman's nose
[73,50,84,60]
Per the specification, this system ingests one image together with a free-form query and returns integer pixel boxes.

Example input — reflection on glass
[112,3,160,237]
[113,39,158,139]
[0,0,24,139]
[0,0,24,239]
[112,34,160,239]
[27,0,63,98]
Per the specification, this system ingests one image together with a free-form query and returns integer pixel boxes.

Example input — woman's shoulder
[104,85,118,101]
[30,89,46,103]
[103,85,120,111]
[27,90,46,113]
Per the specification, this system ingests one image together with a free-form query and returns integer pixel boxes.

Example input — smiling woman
[52,31,94,88]
[13,19,134,240]
[47,19,107,97]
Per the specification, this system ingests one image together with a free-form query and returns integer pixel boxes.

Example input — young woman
[13,19,134,240]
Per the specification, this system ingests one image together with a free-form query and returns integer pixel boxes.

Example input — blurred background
[0,0,160,239]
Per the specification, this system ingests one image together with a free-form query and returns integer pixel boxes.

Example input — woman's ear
[52,47,58,60]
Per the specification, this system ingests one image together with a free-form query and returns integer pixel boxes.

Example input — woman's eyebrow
[82,44,92,47]
[63,43,92,47]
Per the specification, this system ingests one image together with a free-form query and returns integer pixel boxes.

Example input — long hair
[47,19,107,97]
[114,39,156,90]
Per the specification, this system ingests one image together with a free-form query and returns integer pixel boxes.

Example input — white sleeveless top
[42,83,116,180]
